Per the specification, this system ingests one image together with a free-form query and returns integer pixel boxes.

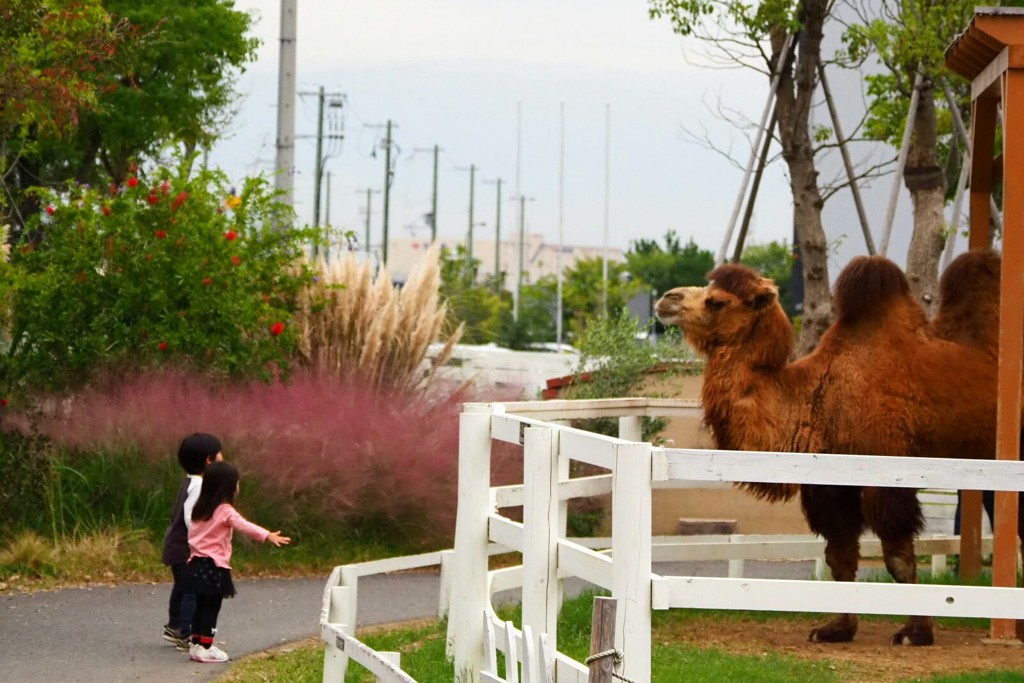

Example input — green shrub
[1,158,321,396]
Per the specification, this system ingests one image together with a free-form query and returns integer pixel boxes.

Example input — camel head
[655,264,792,367]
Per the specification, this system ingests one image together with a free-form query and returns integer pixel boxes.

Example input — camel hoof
[808,626,855,643]
[890,628,934,646]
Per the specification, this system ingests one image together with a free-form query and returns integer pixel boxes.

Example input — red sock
[198,636,214,649]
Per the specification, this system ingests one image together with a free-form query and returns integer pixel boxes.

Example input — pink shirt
[188,503,270,569]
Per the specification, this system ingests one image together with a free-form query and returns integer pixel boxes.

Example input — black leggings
[192,594,223,642]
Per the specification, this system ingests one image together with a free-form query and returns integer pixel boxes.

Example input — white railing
[448,398,1024,683]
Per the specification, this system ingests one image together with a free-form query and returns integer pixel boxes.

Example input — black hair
[177,432,222,475]
[191,461,239,522]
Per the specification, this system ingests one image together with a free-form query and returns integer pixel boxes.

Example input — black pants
[166,563,196,635]
[192,594,223,642]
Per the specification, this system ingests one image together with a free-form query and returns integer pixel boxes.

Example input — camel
[655,249,1022,646]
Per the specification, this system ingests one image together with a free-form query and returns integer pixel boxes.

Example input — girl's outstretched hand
[267,531,291,547]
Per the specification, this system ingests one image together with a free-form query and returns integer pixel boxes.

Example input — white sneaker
[190,643,229,663]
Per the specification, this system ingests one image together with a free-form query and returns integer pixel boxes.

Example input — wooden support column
[993,64,1024,641]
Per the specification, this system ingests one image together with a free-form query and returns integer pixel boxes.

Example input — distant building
[379,233,626,285]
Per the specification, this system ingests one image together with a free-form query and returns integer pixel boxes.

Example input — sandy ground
[662,615,1024,681]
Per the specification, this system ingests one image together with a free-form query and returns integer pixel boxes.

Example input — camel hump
[833,255,911,326]
[933,249,1001,348]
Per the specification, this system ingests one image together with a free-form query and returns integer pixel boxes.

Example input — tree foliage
[625,230,714,296]
[2,0,258,232]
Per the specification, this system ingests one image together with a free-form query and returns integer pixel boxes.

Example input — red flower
[224,230,238,241]
[160,181,171,195]
[101,205,112,216]
[171,191,189,210]
[127,177,138,188]
[0,399,7,408]
[201,277,213,286]
[45,205,55,215]
[270,321,286,337]
[231,255,241,266]
[147,193,159,206]
[159,341,168,352]
[155,230,167,239]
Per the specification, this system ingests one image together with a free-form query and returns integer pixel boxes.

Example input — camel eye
[706,298,726,311]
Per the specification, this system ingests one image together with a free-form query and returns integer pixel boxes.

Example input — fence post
[588,596,618,683]
[523,426,560,650]
[449,407,494,682]
[612,440,652,683]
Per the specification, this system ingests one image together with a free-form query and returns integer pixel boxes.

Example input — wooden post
[450,408,494,680]
[968,96,998,250]
[588,597,617,683]
[993,64,1024,642]
[522,427,560,648]
[612,441,652,682]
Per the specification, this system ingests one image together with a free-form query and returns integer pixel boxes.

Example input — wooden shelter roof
[946,7,1024,82]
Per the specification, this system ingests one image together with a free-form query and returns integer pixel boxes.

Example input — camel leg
[863,486,933,646]
[802,484,863,643]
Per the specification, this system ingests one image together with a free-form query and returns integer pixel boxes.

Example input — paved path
[0,560,824,683]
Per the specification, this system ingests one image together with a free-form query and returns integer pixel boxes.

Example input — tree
[625,230,715,296]
[561,256,640,339]
[1,0,133,227]
[842,0,1024,313]
[740,240,797,317]
[3,0,257,232]
[438,247,505,344]
[649,0,837,354]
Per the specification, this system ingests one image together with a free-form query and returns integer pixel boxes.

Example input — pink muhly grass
[7,370,524,547]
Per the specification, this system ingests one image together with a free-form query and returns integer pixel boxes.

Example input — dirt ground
[661,615,1024,681]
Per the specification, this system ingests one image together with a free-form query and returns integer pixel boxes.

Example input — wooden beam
[973,47,1009,100]
[969,96,998,249]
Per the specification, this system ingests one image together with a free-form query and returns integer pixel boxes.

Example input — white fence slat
[504,621,520,683]
[662,576,1024,619]
[481,674,505,683]
[490,565,524,595]
[556,540,614,589]
[489,514,525,552]
[484,611,499,676]
[553,652,590,682]
[539,633,556,683]
[522,624,537,683]
[559,429,618,469]
[664,448,1024,490]
[323,626,417,683]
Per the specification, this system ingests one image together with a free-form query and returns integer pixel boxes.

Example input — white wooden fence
[321,397,1023,682]
[448,398,1024,683]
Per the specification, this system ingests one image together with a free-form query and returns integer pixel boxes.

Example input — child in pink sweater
[186,461,290,663]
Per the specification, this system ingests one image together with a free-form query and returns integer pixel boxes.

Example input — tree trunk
[772,0,833,355]
[903,76,946,316]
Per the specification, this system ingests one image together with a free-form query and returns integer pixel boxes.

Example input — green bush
[1,159,320,395]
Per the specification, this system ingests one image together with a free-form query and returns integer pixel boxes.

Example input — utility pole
[513,195,535,322]
[456,164,479,276]
[414,145,443,243]
[484,178,502,286]
[358,188,381,252]
[431,144,440,243]
[297,87,345,238]
[325,171,332,256]
[379,121,396,267]
[274,0,297,219]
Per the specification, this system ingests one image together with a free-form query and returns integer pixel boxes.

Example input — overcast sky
[208,0,930,268]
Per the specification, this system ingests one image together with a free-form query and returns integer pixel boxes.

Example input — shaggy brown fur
[655,249,1020,647]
